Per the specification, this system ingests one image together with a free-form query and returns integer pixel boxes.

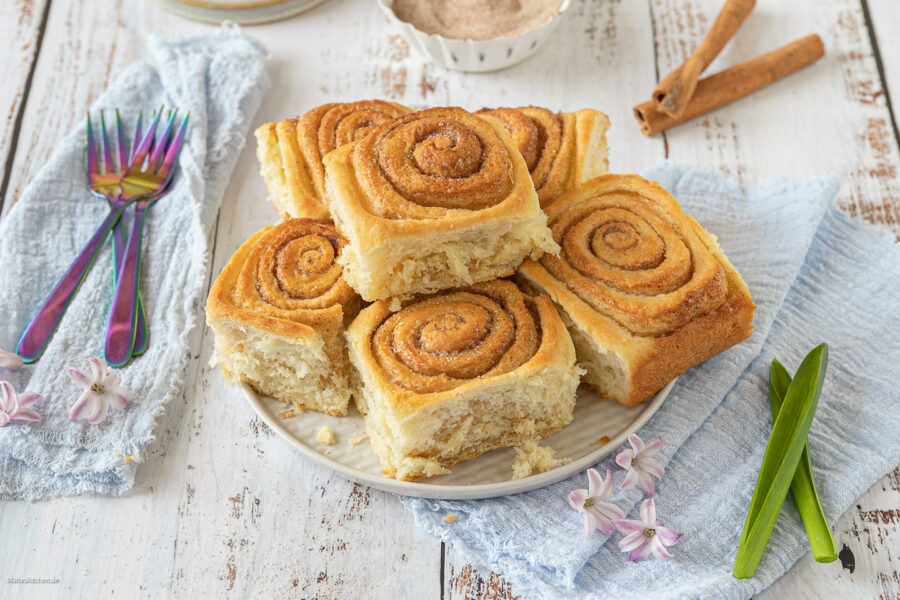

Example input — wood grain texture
[0,0,50,213]
[0,0,898,598]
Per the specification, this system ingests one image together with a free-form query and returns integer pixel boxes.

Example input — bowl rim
[376,0,572,45]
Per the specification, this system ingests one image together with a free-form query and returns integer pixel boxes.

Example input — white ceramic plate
[242,379,674,499]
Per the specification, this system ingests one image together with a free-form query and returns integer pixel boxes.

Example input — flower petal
[68,392,95,422]
[640,499,656,526]
[619,467,640,491]
[88,357,105,382]
[643,436,663,457]
[0,349,23,371]
[639,457,665,479]
[596,501,626,521]
[650,537,675,560]
[611,518,645,534]
[656,526,683,546]
[618,530,645,552]
[106,390,131,411]
[583,510,599,537]
[87,400,109,425]
[66,367,93,390]
[638,470,656,497]
[13,407,41,422]
[0,381,14,411]
[568,489,587,511]
[16,392,40,408]
[614,449,633,470]
[628,433,645,454]
[628,540,653,562]
[0,413,10,427]
[587,468,602,497]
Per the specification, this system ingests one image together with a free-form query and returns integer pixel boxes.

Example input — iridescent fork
[104,109,189,367]
[89,110,148,356]
[17,112,146,363]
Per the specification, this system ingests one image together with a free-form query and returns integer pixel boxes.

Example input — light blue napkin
[0,28,269,500]
[406,163,900,600]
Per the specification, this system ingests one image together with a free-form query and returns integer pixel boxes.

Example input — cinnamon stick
[654,0,756,118]
[635,34,825,136]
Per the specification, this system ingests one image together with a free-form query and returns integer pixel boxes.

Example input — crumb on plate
[443,514,458,523]
[511,440,570,480]
[316,425,336,445]
[594,435,611,445]
[348,435,367,445]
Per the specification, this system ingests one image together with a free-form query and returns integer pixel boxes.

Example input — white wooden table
[1,0,898,598]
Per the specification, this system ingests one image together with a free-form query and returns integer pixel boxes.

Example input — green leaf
[769,359,837,563]
[733,343,829,578]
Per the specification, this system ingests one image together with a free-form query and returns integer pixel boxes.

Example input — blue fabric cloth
[406,163,900,599]
[0,28,269,499]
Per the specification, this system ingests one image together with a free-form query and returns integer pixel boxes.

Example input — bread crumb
[443,514,458,523]
[388,297,403,312]
[316,425,336,445]
[348,435,367,445]
[512,440,570,480]
[594,436,611,445]
[278,409,296,419]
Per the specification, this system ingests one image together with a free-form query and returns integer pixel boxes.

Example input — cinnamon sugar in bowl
[377,0,571,72]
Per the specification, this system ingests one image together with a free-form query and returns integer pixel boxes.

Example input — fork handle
[105,207,148,367]
[111,220,148,355]
[17,205,130,363]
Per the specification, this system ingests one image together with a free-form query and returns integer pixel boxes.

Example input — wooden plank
[0,0,50,213]
[865,0,900,158]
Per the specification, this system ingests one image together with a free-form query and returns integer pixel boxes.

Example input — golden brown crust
[254,101,411,220]
[518,174,755,406]
[477,107,610,208]
[206,218,361,341]
[369,280,541,394]
[324,106,556,301]
[347,280,574,418]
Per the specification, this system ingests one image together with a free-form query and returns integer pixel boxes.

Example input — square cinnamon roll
[346,279,581,481]
[519,174,755,406]
[477,106,610,209]
[255,100,412,221]
[206,219,361,416]
[324,107,558,302]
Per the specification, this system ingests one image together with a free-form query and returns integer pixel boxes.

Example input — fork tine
[115,109,128,174]
[149,109,178,172]
[99,110,115,175]
[85,113,98,176]
[157,112,189,181]
[130,111,143,163]
[130,108,164,170]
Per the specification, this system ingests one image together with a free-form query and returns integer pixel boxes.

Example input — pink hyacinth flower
[615,434,664,496]
[568,468,626,537]
[612,498,683,561]
[0,381,41,426]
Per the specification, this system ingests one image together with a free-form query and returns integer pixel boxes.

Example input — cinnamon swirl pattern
[255,100,411,220]
[206,219,361,416]
[325,107,557,301]
[477,107,610,208]
[346,279,580,481]
[519,174,754,406]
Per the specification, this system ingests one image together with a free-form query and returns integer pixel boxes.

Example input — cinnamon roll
[477,106,610,208]
[519,174,755,406]
[206,219,361,416]
[324,106,558,301]
[255,100,412,220]
[346,279,580,481]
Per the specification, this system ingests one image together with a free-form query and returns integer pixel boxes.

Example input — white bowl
[377,0,571,73]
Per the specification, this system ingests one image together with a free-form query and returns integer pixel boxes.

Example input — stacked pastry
[206,100,755,481]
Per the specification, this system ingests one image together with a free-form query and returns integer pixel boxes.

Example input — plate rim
[241,379,675,500]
